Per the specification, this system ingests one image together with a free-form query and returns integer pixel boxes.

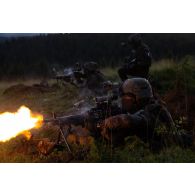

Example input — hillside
[0,57,194,162]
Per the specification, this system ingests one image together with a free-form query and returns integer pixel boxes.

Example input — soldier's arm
[101,111,147,139]
[158,106,175,129]
[136,46,151,66]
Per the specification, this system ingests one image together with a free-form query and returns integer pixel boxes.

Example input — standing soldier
[118,34,152,81]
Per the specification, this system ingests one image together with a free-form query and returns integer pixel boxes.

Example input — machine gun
[44,113,86,153]
[88,95,120,126]
[43,94,121,152]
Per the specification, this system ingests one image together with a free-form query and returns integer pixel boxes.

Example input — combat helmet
[128,34,142,47]
[121,78,153,101]
[83,61,98,72]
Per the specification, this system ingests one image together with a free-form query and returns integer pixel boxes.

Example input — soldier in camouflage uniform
[118,34,152,81]
[101,78,175,148]
[82,61,106,94]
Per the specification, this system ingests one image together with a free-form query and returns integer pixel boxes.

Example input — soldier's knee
[119,67,127,75]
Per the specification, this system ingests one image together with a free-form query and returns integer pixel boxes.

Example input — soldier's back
[135,43,152,67]
[130,100,174,143]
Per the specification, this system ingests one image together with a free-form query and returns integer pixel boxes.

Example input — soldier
[118,34,152,81]
[83,61,106,94]
[101,78,175,149]
[41,78,192,155]
[73,62,86,86]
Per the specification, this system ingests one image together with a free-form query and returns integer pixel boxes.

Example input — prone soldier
[53,62,106,94]
[83,61,106,91]
[101,78,175,149]
[43,78,177,151]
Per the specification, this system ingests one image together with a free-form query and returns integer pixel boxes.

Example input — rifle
[53,68,86,87]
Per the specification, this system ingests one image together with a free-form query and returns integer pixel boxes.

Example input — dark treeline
[0,33,195,79]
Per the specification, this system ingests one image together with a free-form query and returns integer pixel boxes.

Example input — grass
[150,58,178,72]
[101,67,120,81]
[0,80,78,113]
[149,56,195,94]
[0,56,195,162]
[0,80,81,162]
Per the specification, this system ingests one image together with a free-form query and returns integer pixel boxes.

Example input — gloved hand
[103,116,123,130]
[101,115,130,140]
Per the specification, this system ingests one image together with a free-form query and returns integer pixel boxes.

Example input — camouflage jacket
[102,100,174,144]
[126,43,152,68]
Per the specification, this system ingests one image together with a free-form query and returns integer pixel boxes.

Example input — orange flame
[0,106,43,142]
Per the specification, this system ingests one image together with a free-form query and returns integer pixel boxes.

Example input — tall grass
[101,67,119,81]
[0,56,194,162]
[149,56,195,93]
[151,56,195,73]
[151,58,178,72]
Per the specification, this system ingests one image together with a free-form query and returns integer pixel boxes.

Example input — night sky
[0,33,40,37]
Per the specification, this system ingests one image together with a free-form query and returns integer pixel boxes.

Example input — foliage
[150,56,195,94]
[0,56,195,162]
[0,34,195,79]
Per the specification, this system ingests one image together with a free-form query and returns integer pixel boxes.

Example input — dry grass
[150,59,177,72]
[0,57,194,162]
[101,67,119,81]
[0,79,43,95]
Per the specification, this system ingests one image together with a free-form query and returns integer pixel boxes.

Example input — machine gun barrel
[43,114,86,127]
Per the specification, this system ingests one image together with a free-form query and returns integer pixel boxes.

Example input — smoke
[73,99,93,115]
[70,88,96,115]
[63,68,74,76]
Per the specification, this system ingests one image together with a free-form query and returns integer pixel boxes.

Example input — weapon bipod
[52,113,72,154]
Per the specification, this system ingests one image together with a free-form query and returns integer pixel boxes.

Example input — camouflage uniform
[73,62,87,84]
[102,78,174,148]
[118,34,152,81]
[60,62,106,91]
[83,62,106,94]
